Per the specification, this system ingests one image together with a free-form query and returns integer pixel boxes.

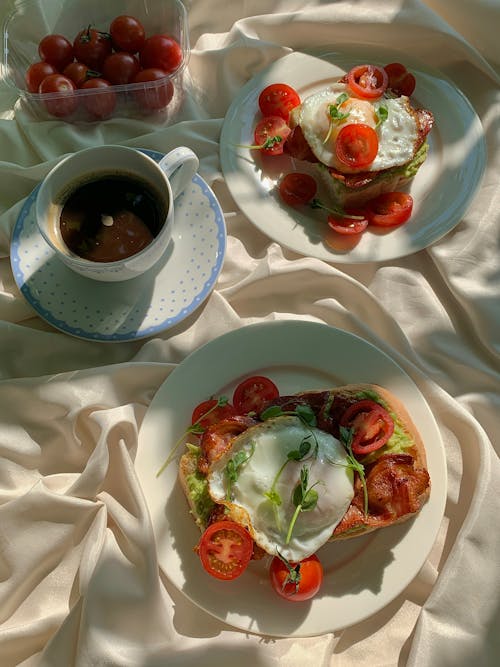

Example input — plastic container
[1,0,190,122]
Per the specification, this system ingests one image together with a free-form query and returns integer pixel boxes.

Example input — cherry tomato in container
[139,34,183,74]
[198,520,253,580]
[347,64,388,99]
[73,26,113,70]
[335,123,379,169]
[39,74,77,117]
[80,78,117,119]
[270,554,323,601]
[132,68,175,111]
[191,399,237,430]
[253,116,291,156]
[340,399,394,455]
[110,15,146,53]
[258,83,301,121]
[384,62,416,97]
[278,172,317,206]
[25,61,57,93]
[63,61,98,88]
[38,34,74,70]
[233,375,279,415]
[365,192,413,227]
[102,52,141,85]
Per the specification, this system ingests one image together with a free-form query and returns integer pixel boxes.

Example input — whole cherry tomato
[139,34,183,74]
[73,26,113,70]
[38,34,74,70]
[63,61,98,88]
[25,61,58,93]
[102,52,141,85]
[80,78,117,119]
[132,68,175,111]
[39,74,77,117]
[110,15,146,53]
[269,554,323,601]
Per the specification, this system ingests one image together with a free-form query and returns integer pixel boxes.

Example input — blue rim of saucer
[10,149,226,342]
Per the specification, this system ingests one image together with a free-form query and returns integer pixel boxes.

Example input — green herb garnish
[339,425,368,516]
[323,93,350,144]
[225,442,255,500]
[310,198,366,221]
[375,105,388,127]
[285,465,320,544]
[264,437,313,508]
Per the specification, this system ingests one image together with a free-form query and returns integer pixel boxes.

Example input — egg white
[207,415,354,563]
[293,82,419,174]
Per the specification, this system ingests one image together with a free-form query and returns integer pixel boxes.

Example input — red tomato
[63,61,96,87]
[335,123,378,169]
[73,26,113,70]
[38,34,74,70]
[366,192,413,227]
[139,34,183,74]
[102,52,141,85]
[25,61,58,93]
[327,210,369,235]
[132,68,175,111]
[232,376,279,415]
[39,74,77,117]
[191,399,237,430]
[80,78,117,119]
[258,83,301,121]
[384,62,416,97]
[347,64,388,99]
[279,172,317,206]
[254,116,291,155]
[110,15,146,53]
[340,399,394,455]
[198,520,253,580]
[270,554,323,602]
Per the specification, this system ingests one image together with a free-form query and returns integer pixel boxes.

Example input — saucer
[10,149,226,342]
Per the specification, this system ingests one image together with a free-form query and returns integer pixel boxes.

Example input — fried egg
[290,82,419,174]
[207,415,354,563]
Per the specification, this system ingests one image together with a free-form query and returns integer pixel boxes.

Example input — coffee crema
[59,173,166,263]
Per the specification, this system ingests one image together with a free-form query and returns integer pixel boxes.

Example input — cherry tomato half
[132,68,175,111]
[327,210,369,235]
[335,123,378,169]
[340,399,394,455]
[38,34,74,70]
[191,399,237,430]
[102,52,141,85]
[25,61,58,93]
[198,520,253,580]
[73,27,113,70]
[110,15,146,53]
[384,62,416,97]
[254,116,291,156]
[366,192,413,227]
[232,376,279,415]
[347,64,388,99]
[139,34,183,74]
[39,74,77,117]
[269,554,323,602]
[80,78,117,119]
[258,83,301,121]
[279,172,317,207]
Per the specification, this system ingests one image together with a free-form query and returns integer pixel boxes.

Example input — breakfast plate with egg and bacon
[135,321,447,636]
[220,51,486,262]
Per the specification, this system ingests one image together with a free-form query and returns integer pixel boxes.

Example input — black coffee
[59,174,166,262]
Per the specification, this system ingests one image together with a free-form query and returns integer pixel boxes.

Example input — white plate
[135,320,447,636]
[220,51,486,263]
[10,150,226,341]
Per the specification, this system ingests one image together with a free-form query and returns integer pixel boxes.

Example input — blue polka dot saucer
[10,150,226,342]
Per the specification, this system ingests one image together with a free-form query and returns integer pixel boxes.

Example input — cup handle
[158,147,199,200]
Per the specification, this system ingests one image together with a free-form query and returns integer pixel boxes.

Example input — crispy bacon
[333,453,430,537]
[197,415,256,474]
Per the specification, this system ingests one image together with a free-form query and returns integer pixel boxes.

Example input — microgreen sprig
[225,442,255,500]
[375,105,388,127]
[155,396,229,478]
[285,465,320,544]
[339,425,368,516]
[260,403,317,428]
[264,437,313,508]
[234,135,284,151]
[276,550,302,593]
[323,93,351,144]
[310,198,366,221]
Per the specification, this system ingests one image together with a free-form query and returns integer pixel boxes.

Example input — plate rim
[10,149,227,342]
[135,319,447,636]
[220,50,486,263]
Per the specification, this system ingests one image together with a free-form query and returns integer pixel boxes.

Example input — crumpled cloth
[0,1,499,665]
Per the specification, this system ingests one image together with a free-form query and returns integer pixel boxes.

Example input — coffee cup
[35,144,199,281]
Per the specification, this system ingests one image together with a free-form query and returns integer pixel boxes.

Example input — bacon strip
[197,415,256,473]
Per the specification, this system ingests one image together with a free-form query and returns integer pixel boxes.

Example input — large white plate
[10,150,226,342]
[220,51,486,263]
[135,320,447,636]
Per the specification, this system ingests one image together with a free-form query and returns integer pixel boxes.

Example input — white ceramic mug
[35,144,199,281]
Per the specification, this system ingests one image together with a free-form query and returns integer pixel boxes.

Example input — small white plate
[135,320,447,637]
[10,150,226,341]
[220,51,486,263]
